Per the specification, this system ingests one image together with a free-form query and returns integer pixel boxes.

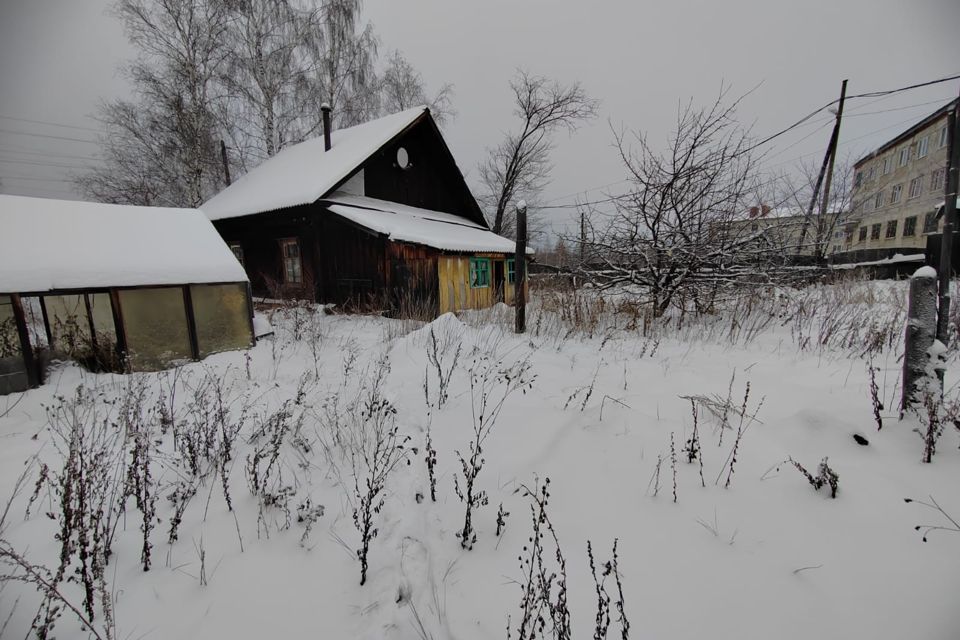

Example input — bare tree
[479,71,598,237]
[378,50,455,126]
[766,154,856,259]
[577,89,768,316]
[78,0,229,207]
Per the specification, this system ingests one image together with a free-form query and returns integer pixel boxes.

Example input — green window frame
[506,259,516,284]
[469,258,490,288]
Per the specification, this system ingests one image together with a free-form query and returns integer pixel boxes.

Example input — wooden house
[0,195,254,394]
[202,106,529,315]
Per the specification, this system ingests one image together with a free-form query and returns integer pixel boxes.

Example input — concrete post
[902,266,939,414]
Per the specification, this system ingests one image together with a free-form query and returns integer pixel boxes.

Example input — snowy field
[1,279,959,639]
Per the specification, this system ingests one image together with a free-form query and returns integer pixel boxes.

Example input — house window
[908,176,923,199]
[854,171,863,189]
[858,227,868,242]
[883,155,893,175]
[469,258,490,288]
[940,126,949,148]
[280,238,302,284]
[931,167,946,192]
[924,211,939,234]
[229,243,244,266]
[885,220,898,238]
[917,136,929,159]
[506,258,516,284]
[874,191,884,209]
[870,224,881,240]
[903,216,917,237]
[890,184,902,203]
[899,146,910,167]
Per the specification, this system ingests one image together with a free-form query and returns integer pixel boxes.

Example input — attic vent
[396,147,410,170]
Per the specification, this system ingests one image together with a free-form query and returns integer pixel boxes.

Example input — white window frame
[883,155,893,175]
[908,176,923,199]
[891,184,903,204]
[229,243,244,266]
[899,146,910,167]
[917,136,929,159]
[874,191,884,209]
[940,126,949,149]
[931,167,945,192]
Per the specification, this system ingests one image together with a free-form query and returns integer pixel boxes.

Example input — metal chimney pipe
[321,103,332,151]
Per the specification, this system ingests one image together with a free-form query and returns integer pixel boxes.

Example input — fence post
[515,201,527,334]
[902,266,939,414]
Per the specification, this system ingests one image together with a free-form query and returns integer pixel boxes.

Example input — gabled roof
[0,195,247,293]
[854,99,956,167]
[202,107,429,221]
[322,193,532,255]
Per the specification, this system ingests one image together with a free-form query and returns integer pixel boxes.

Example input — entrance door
[493,260,506,303]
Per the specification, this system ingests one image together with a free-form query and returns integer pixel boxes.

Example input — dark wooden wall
[361,118,487,228]
[214,207,318,300]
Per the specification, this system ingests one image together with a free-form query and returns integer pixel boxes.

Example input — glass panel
[0,296,21,359]
[119,287,193,371]
[190,283,252,358]
[45,294,91,353]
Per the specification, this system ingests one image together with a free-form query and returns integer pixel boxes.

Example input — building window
[858,226,868,242]
[870,224,881,240]
[854,171,863,189]
[874,191,884,209]
[931,167,946,192]
[940,126,949,149]
[280,238,302,284]
[903,216,917,237]
[899,146,910,167]
[469,258,490,288]
[885,220,898,238]
[917,136,929,159]
[506,258,516,284]
[229,243,244,266]
[908,176,923,199]
[890,184,902,203]
[924,211,938,234]
[883,155,893,175]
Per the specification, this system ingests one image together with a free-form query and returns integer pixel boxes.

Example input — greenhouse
[0,195,254,394]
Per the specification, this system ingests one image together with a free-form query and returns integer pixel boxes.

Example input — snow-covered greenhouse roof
[322,193,533,255]
[0,195,248,293]
[202,107,428,221]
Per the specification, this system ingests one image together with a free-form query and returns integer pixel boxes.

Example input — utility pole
[816,79,848,257]
[220,140,232,187]
[936,91,960,344]
[515,201,527,334]
[580,208,586,265]
[797,79,847,257]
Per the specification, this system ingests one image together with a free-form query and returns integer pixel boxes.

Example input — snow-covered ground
[1,280,959,639]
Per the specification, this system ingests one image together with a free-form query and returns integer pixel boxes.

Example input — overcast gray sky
[2,0,959,242]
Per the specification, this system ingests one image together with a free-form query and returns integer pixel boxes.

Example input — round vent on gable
[396,146,410,170]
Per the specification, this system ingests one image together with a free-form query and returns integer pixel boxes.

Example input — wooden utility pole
[220,140,232,187]
[515,201,527,334]
[936,91,960,344]
[816,79,848,254]
[797,79,847,256]
[580,208,586,265]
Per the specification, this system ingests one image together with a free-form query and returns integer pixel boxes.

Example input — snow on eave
[322,196,534,255]
[0,195,247,294]
[201,107,428,222]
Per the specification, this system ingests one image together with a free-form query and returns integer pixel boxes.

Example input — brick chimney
[749,206,759,218]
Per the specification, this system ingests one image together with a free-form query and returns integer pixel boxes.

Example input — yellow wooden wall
[437,254,525,314]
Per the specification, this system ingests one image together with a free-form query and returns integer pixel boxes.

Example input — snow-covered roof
[322,193,533,255]
[202,107,427,221]
[0,195,247,293]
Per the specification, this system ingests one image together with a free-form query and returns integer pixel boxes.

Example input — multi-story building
[843,99,955,261]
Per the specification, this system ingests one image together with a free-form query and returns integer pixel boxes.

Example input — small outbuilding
[0,195,254,394]
[203,106,530,315]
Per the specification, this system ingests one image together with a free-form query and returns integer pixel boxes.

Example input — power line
[0,175,76,183]
[0,128,99,144]
[0,114,104,134]
[0,147,103,162]
[0,158,88,170]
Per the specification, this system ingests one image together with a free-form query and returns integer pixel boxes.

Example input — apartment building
[843,99,955,260]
